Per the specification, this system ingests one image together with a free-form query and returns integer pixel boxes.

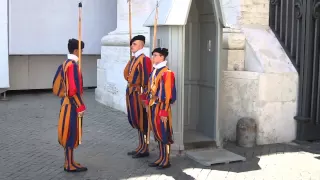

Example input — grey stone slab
[184,129,214,144]
[185,148,246,166]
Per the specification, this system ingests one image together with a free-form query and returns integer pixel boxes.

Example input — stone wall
[221,71,297,144]
[9,55,98,90]
[240,0,269,25]
[222,28,245,71]
[219,0,298,145]
[221,0,270,27]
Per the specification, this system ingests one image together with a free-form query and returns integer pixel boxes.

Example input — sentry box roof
[143,0,192,27]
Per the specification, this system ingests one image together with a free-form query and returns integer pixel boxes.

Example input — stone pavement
[0,90,320,180]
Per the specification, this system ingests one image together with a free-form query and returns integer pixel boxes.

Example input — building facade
[96,0,301,151]
[0,0,117,93]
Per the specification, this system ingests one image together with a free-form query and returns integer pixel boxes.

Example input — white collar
[67,54,79,62]
[133,49,144,58]
[153,60,167,69]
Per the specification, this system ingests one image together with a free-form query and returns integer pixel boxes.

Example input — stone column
[96,0,157,112]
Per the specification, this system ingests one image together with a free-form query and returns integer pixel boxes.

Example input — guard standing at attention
[53,38,88,172]
[124,35,153,158]
[144,47,176,169]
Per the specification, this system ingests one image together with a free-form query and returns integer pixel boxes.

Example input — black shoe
[64,167,88,172]
[157,163,171,169]
[148,162,159,167]
[132,152,149,158]
[127,151,137,155]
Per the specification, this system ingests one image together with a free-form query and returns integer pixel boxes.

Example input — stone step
[186,148,246,166]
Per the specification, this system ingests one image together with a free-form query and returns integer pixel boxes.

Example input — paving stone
[0,90,320,180]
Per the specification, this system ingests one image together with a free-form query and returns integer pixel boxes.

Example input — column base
[96,31,150,112]
[101,30,150,47]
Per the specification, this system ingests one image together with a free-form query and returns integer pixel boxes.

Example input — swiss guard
[144,47,176,169]
[53,38,88,172]
[123,35,153,158]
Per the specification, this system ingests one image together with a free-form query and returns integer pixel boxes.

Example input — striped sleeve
[159,70,176,117]
[123,61,130,81]
[139,56,153,101]
[66,63,86,112]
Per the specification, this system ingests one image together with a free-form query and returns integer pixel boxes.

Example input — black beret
[152,47,169,58]
[130,35,145,46]
[68,38,85,50]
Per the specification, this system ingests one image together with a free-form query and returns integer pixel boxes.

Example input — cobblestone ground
[0,90,320,180]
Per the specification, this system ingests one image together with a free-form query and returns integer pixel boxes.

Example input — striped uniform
[145,66,176,167]
[55,59,86,171]
[123,54,152,154]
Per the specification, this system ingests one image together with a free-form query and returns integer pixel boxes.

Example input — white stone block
[222,31,246,50]
[96,68,106,91]
[255,101,297,145]
[221,0,269,27]
[258,73,298,102]
[242,26,297,73]
[221,71,259,141]
[223,71,260,80]
[227,50,245,71]
[221,71,297,144]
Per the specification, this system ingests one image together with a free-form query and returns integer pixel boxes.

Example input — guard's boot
[64,148,88,172]
[132,132,149,158]
[157,144,171,169]
[148,142,163,167]
[127,131,143,155]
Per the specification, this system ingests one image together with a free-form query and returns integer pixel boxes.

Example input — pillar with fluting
[95,0,157,112]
